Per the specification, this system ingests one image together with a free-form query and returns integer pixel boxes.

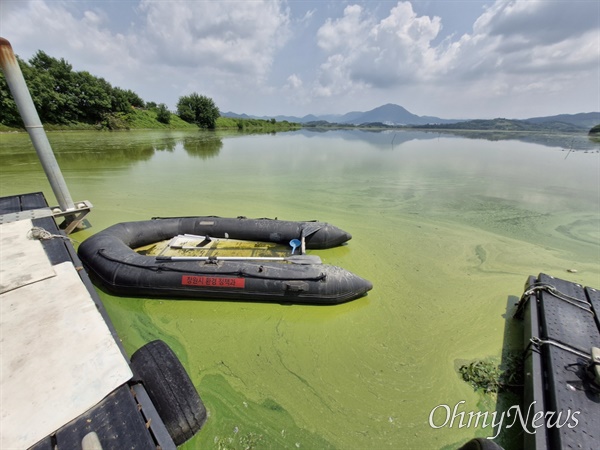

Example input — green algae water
[1,129,599,449]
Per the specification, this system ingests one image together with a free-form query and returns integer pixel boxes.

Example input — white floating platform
[0,219,132,450]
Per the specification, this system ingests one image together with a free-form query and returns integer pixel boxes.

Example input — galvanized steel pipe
[0,37,75,211]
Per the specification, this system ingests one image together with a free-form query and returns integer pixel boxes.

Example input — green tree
[0,62,21,126]
[124,89,145,108]
[110,87,133,114]
[28,51,93,123]
[156,103,171,124]
[176,92,219,129]
[25,52,71,123]
[0,48,148,127]
[71,72,112,122]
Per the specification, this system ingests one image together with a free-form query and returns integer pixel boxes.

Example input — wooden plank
[0,219,55,293]
[0,262,133,450]
[136,234,289,259]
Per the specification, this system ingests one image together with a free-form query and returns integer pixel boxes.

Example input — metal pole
[0,37,75,211]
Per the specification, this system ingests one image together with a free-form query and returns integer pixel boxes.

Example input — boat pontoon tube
[78,216,372,304]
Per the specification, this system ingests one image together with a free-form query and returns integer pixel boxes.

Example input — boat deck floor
[0,193,132,450]
[136,233,293,258]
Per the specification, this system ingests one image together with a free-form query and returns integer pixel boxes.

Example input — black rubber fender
[131,340,207,445]
[458,438,504,450]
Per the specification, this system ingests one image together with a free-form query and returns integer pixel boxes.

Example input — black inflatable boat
[78,216,373,304]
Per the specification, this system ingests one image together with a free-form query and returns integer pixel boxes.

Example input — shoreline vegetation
[0,49,301,134]
[2,112,598,135]
[1,50,598,136]
[0,109,302,133]
[1,112,599,139]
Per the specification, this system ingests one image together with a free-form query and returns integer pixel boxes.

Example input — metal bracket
[51,200,93,234]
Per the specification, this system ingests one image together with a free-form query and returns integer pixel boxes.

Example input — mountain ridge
[222,104,600,129]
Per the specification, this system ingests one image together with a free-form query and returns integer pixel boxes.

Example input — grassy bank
[1,109,300,132]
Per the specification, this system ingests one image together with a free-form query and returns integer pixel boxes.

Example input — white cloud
[311,0,599,116]
[317,5,373,53]
[1,1,138,80]
[452,0,599,79]
[300,9,316,24]
[1,0,292,107]
[1,0,597,117]
[311,53,370,98]
[285,74,303,89]
[475,0,598,45]
[137,0,290,81]
[314,2,446,95]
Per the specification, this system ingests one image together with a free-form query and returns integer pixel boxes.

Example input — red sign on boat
[181,275,245,288]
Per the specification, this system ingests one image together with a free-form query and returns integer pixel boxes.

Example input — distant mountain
[338,103,456,125]
[311,112,361,123]
[525,112,600,130]
[223,103,457,125]
[221,111,253,120]
[222,106,600,129]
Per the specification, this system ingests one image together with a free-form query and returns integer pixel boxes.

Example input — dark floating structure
[1,193,206,449]
[515,273,600,450]
[78,216,373,304]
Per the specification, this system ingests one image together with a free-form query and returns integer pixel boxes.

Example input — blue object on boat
[289,239,301,254]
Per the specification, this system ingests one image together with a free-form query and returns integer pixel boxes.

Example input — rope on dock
[27,226,78,243]
[528,336,590,360]
[527,337,600,391]
[516,283,594,317]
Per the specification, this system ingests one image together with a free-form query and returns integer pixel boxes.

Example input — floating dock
[1,36,205,449]
[0,192,186,450]
[515,273,600,449]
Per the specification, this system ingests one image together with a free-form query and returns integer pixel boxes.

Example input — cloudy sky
[1,0,598,119]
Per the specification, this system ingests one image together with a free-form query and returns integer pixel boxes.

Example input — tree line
[0,50,220,129]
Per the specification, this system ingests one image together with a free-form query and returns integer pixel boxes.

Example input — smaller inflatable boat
[78,216,373,304]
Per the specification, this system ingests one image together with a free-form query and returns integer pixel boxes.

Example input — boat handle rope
[515,283,594,318]
[527,336,591,361]
[525,338,600,391]
[95,249,327,282]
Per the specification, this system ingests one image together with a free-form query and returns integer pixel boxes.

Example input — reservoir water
[1,128,598,449]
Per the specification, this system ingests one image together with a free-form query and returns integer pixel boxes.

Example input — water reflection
[298,128,438,149]
[153,138,177,153]
[181,135,223,159]
[0,131,226,169]
[436,129,600,152]
[55,145,155,163]
[1,128,599,449]
[297,128,600,152]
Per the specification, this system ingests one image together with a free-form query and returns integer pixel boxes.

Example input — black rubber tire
[131,340,207,445]
[458,438,505,450]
